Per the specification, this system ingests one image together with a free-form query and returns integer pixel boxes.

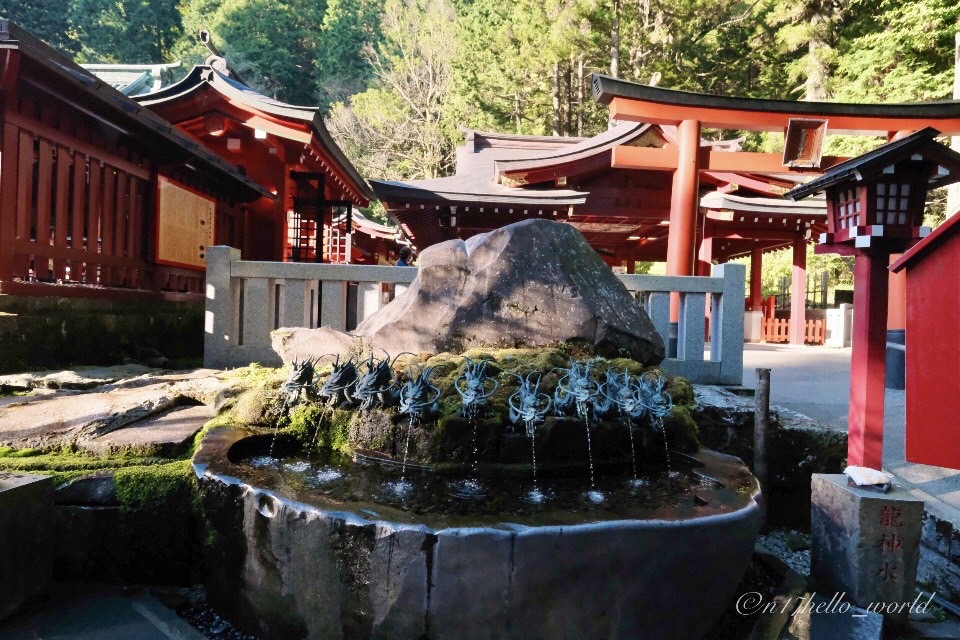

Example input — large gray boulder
[274,219,665,365]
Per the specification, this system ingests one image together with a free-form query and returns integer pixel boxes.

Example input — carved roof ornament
[198,30,240,81]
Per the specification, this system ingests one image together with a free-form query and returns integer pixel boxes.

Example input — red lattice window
[836,188,861,230]
[286,209,319,262]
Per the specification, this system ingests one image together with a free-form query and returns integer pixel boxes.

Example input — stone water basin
[193,426,762,640]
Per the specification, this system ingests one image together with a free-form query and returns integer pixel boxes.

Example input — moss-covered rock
[663,405,699,453]
[221,347,703,473]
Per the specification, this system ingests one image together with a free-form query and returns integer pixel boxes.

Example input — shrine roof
[786,128,960,199]
[494,122,661,181]
[701,191,827,217]
[351,209,402,240]
[135,64,373,201]
[0,21,272,201]
[375,122,758,209]
[82,61,182,95]
[371,177,587,208]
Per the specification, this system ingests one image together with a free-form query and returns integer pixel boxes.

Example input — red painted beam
[611,144,849,174]
[607,95,960,135]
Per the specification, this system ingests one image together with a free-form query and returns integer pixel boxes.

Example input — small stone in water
[209,616,228,635]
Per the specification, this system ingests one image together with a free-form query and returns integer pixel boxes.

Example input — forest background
[3,0,959,293]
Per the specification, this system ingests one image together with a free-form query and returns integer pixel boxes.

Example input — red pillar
[789,237,807,345]
[887,255,906,331]
[848,253,889,469]
[750,248,764,311]
[666,119,701,321]
[696,236,713,276]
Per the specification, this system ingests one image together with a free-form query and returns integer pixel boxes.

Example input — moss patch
[113,460,194,513]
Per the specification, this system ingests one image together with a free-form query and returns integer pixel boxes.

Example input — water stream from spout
[526,429,545,503]
[625,416,638,480]
[386,415,415,499]
[657,416,674,476]
[580,401,603,503]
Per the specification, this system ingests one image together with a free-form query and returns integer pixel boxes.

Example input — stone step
[81,404,215,456]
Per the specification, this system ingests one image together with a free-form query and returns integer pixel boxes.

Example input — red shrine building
[135,62,401,266]
[891,207,960,469]
[375,75,960,354]
[0,20,401,308]
[0,21,271,299]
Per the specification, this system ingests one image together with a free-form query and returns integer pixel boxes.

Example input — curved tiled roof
[0,21,272,201]
[493,122,659,180]
[135,65,373,201]
[593,74,960,119]
[702,191,827,217]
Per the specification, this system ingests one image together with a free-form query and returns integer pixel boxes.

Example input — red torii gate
[592,74,960,344]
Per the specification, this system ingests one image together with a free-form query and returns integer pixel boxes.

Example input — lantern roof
[786,128,960,201]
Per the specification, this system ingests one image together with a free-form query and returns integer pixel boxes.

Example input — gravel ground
[155,585,260,640]
[756,528,812,576]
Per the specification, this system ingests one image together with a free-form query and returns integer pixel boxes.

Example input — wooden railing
[204,246,746,385]
[762,317,826,345]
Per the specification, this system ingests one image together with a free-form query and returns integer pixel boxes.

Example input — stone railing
[204,246,745,385]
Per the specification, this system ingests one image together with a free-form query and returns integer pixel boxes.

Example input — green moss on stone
[0,446,41,458]
[113,460,194,513]
[663,405,699,453]
[287,403,325,442]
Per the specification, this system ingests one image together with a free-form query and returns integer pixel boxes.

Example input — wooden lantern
[786,127,960,470]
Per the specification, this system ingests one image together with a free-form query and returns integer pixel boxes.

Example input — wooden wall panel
[1,101,210,298]
[15,128,32,240]
[54,144,70,248]
[0,119,20,279]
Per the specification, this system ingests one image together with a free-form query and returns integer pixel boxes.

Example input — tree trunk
[577,55,585,136]
[803,12,829,101]
[565,62,573,136]
[610,0,620,78]
[514,91,522,134]
[949,33,960,217]
[552,62,561,136]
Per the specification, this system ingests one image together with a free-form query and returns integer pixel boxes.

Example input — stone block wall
[0,295,203,374]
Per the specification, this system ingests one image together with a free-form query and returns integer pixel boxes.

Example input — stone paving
[0,583,207,640]
[0,369,236,452]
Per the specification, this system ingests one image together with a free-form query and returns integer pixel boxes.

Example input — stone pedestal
[811,474,923,620]
[744,310,763,342]
[0,472,53,621]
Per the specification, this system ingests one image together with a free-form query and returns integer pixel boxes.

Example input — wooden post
[789,237,807,345]
[696,236,713,277]
[755,367,770,522]
[666,119,701,325]
[848,253,889,469]
[750,248,764,311]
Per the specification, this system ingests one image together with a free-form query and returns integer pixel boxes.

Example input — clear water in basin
[238,446,719,524]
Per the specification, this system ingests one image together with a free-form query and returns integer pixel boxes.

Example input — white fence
[204,246,745,385]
